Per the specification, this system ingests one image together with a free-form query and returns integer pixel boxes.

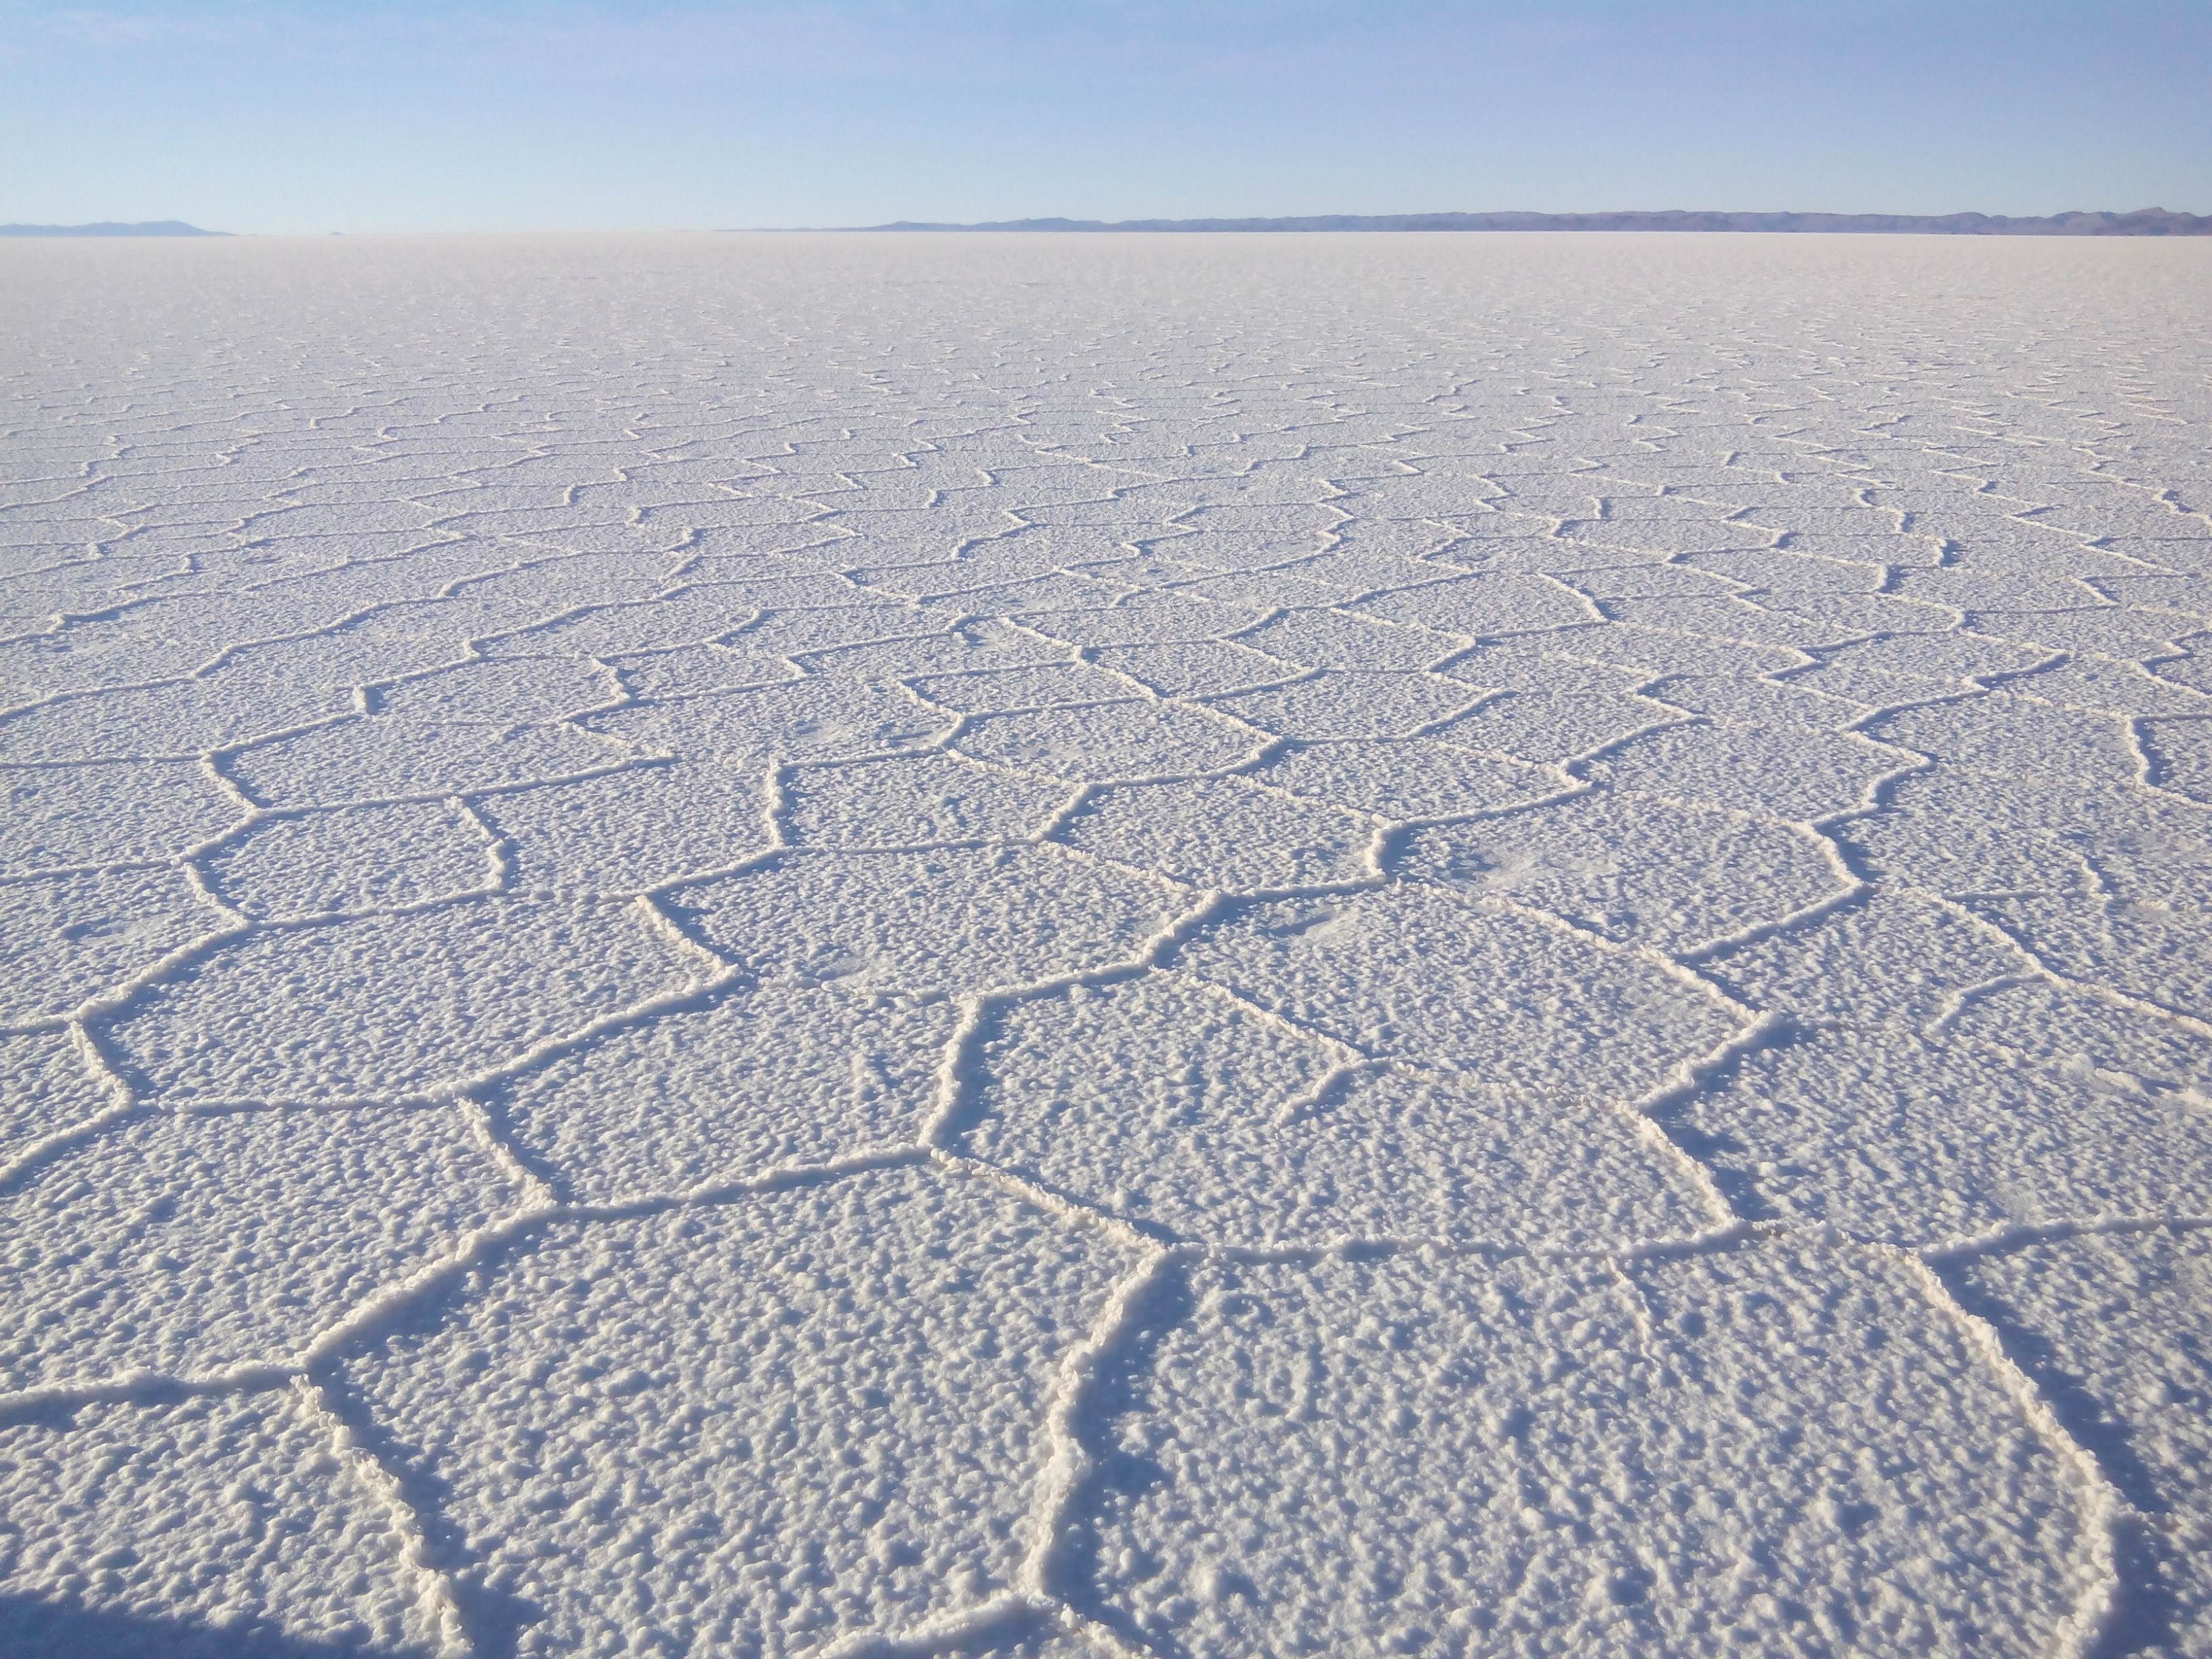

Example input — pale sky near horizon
[3,1,2208,234]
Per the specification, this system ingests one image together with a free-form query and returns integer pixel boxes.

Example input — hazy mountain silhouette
[853,207,2211,235]
[0,220,228,237]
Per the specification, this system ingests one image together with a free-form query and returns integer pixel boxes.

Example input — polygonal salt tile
[1236,607,1465,670]
[851,556,1083,609]
[0,544,185,588]
[498,983,957,1202]
[1355,569,1595,635]
[205,802,496,918]
[229,717,633,808]
[483,588,758,658]
[482,759,771,893]
[1018,592,1251,649]
[878,579,1113,629]
[1969,606,2194,660]
[1211,670,1480,739]
[1542,621,1805,680]
[1963,890,2212,1025]
[784,754,1070,847]
[0,867,220,1023]
[2064,790,2212,910]
[1292,546,1498,596]
[372,655,615,721]
[0,1029,116,1164]
[738,602,945,656]
[1944,978,2212,1092]
[2146,718,2212,805]
[1430,688,1679,762]
[1176,882,1739,1099]
[1651,672,1875,731]
[2155,649,2212,696]
[0,678,354,764]
[1837,766,2071,893]
[1870,695,2145,789]
[2108,572,2212,621]
[436,512,690,559]
[1595,719,1904,820]
[1439,638,1649,696]
[953,701,1258,782]
[673,567,857,608]
[795,621,1065,683]
[1404,792,1845,956]
[908,661,1136,714]
[611,640,798,699]
[343,1166,1132,1657]
[1176,566,1345,610]
[243,498,443,539]
[0,1390,443,1656]
[2006,656,2212,718]
[1849,628,2063,687]
[197,622,468,699]
[1090,639,1298,697]
[1054,775,1374,891]
[1673,1025,2212,1241]
[107,896,705,1103]
[1,1105,526,1391]
[1563,514,1775,559]
[675,846,1186,997]
[1684,546,1887,594]
[1703,892,2028,1031]
[0,759,237,874]
[1246,737,1565,821]
[583,677,950,765]
[1605,593,1849,651]
[1952,1229,2212,1650]
[0,623,203,701]
[968,973,1708,1246]
[1078,1243,2093,1657]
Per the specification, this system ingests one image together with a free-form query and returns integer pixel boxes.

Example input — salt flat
[1,231,2209,1657]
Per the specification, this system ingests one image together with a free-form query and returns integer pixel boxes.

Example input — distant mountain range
[0,220,226,237]
[858,208,2211,236]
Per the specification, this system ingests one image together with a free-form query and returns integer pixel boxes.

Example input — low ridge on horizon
[0,221,228,237]
[843,207,2211,235]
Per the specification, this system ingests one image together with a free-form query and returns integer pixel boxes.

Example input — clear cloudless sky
[3,0,2208,232]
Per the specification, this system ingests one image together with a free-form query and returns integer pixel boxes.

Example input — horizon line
[794,206,2212,237]
[9,205,2212,239]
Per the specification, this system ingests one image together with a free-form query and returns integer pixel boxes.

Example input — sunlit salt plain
[1,231,2209,1658]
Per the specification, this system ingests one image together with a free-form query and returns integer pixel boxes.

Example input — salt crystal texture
[0,230,2207,1654]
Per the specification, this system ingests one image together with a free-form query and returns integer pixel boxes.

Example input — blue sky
[4,1,2207,232]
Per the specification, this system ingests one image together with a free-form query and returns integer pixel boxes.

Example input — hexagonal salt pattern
[964,972,1710,1247]
[340,1168,1131,1656]
[1075,1242,2101,1657]
[1950,1228,2212,1654]
[205,802,497,919]
[674,846,1189,997]
[105,897,707,1104]
[2,1106,527,1391]
[4,232,2207,1654]
[495,982,958,1203]
[0,1389,446,1656]
[0,759,239,874]
[0,867,220,1023]
[0,1029,117,1164]
[1172,884,1743,1099]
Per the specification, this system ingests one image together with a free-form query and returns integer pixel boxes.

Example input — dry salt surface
[1,230,2209,1658]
